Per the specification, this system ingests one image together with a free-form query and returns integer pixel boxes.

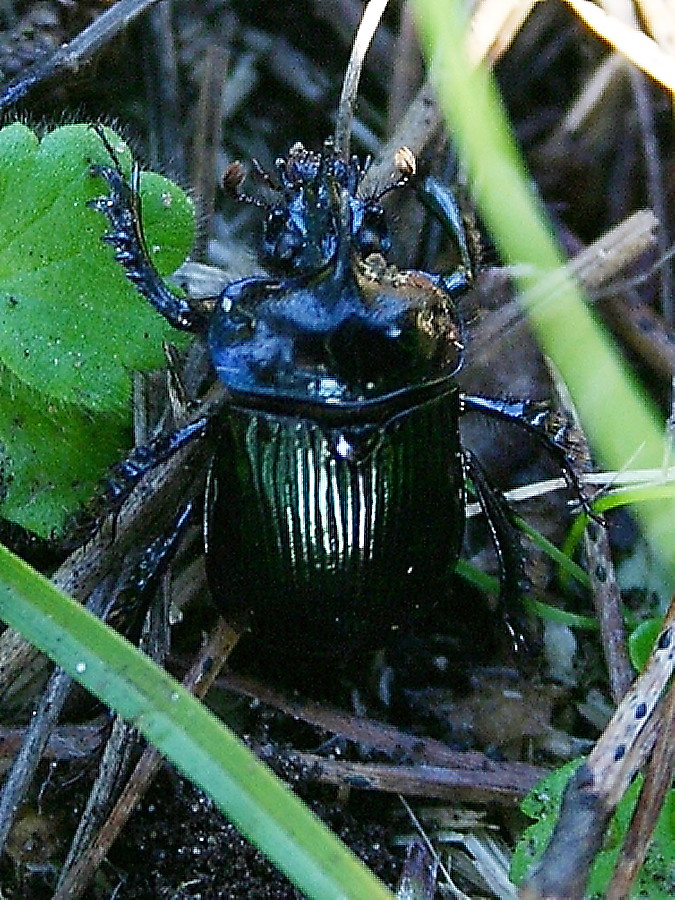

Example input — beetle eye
[263,209,288,253]
[263,209,297,262]
[356,207,391,257]
[265,208,286,235]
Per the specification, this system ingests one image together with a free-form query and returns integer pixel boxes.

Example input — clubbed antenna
[334,0,391,160]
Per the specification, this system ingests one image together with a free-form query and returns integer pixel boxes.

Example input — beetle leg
[106,416,209,509]
[461,394,595,518]
[463,448,531,656]
[411,173,474,297]
[112,500,196,627]
[89,163,207,333]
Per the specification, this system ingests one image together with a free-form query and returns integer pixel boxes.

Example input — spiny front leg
[89,164,207,333]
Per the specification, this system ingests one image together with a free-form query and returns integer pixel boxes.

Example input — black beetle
[89,139,576,665]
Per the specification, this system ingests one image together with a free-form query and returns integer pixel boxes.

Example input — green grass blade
[0,543,394,900]
[412,0,675,586]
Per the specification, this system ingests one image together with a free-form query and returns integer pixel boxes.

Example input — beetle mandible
[89,136,575,666]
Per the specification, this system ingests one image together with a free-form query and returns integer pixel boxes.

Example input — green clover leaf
[0,124,195,537]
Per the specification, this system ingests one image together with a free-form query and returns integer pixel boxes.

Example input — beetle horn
[334,0,391,160]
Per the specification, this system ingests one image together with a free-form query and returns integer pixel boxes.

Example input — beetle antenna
[91,123,125,171]
[372,146,418,202]
[334,0,391,160]
[252,157,282,192]
[222,160,269,210]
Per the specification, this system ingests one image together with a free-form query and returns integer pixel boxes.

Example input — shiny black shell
[205,387,464,656]
[201,145,468,656]
[90,142,473,660]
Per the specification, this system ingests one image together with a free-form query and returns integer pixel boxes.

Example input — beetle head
[259,143,391,276]
[211,145,465,419]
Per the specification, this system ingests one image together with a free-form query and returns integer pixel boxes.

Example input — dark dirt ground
[0,1,673,897]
